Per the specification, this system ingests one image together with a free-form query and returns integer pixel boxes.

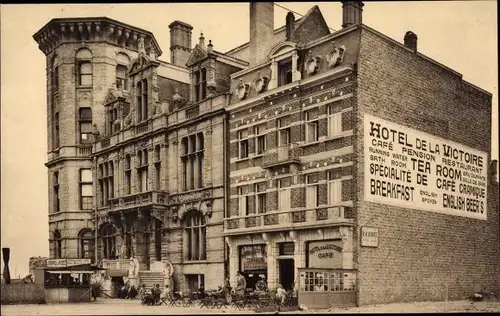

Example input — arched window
[183,211,206,261]
[76,48,93,86]
[101,223,117,259]
[78,229,95,260]
[54,230,62,259]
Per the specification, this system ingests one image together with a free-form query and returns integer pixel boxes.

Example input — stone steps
[138,271,164,292]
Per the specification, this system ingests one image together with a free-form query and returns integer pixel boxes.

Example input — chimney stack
[168,21,193,67]
[249,2,274,65]
[285,12,295,41]
[404,31,418,53]
[342,1,364,28]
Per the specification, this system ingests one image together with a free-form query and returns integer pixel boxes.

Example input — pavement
[1,297,500,315]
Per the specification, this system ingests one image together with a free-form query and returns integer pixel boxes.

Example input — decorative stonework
[236,79,250,100]
[326,41,346,68]
[305,51,322,75]
[253,71,269,94]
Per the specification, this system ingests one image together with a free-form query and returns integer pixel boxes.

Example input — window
[137,149,149,192]
[106,107,119,135]
[328,105,343,137]
[98,162,114,206]
[306,174,320,209]
[78,229,94,260]
[101,224,117,260]
[186,274,205,293]
[306,111,319,143]
[79,108,93,143]
[278,118,291,146]
[184,211,206,261]
[80,169,93,210]
[238,130,249,159]
[78,61,93,86]
[256,182,267,214]
[53,66,59,91]
[136,79,149,121]
[328,168,342,205]
[54,230,62,259]
[181,133,204,191]
[278,177,291,212]
[278,57,293,87]
[116,65,128,90]
[194,68,207,102]
[125,154,132,194]
[53,171,60,213]
[54,112,60,149]
[255,124,266,155]
[154,145,161,190]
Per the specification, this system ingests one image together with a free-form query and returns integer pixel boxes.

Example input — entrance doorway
[278,259,294,290]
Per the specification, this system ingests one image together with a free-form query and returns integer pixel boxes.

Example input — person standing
[236,271,247,294]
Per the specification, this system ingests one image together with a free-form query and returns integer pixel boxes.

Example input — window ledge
[183,260,207,264]
[235,156,250,163]
[76,85,92,89]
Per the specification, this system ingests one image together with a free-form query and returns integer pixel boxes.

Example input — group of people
[235,271,297,305]
[139,283,173,305]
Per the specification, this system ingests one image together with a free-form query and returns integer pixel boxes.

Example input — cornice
[33,17,162,57]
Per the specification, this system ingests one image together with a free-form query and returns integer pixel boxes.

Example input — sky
[1,2,497,278]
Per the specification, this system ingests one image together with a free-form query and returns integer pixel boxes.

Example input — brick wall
[355,26,500,305]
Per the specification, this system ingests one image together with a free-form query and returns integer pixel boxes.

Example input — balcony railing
[78,144,92,156]
[135,120,150,135]
[262,144,300,168]
[108,190,168,212]
[224,206,352,234]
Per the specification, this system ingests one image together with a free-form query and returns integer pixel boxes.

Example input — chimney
[285,12,295,41]
[404,31,418,53]
[168,21,193,67]
[250,2,274,65]
[342,1,364,28]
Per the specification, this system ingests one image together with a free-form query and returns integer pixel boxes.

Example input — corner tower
[33,17,162,261]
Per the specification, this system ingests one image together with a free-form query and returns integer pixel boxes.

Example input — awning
[47,271,95,274]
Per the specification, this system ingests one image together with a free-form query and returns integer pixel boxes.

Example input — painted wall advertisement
[364,114,488,220]
[307,240,343,269]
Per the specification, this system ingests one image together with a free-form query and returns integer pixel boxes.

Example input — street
[1,298,500,315]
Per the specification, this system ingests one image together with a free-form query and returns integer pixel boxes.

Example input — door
[279,259,295,290]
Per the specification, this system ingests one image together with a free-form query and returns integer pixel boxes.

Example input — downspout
[223,96,230,278]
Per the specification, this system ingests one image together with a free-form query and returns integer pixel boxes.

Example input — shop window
[183,211,206,261]
[186,274,204,293]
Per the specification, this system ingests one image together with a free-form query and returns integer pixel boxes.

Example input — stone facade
[34,2,499,306]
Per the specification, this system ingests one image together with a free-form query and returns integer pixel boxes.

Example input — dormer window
[268,42,301,90]
[194,68,207,102]
[136,79,148,121]
[278,57,293,87]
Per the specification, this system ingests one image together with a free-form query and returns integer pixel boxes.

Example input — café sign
[240,245,267,271]
[307,240,342,269]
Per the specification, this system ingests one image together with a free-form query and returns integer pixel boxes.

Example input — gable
[104,89,119,105]
[186,45,208,67]
[292,5,330,46]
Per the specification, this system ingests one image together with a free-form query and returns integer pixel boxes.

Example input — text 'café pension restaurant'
[224,1,499,308]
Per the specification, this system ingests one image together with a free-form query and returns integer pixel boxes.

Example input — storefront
[239,244,267,290]
[298,239,357,309]
[42,259,95,303]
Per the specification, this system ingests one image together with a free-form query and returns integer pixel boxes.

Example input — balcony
[108,190,169,213]
[135,120,151,135]
[261,144,300,169]
[224,206,353,235]
[78,144,93,156]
